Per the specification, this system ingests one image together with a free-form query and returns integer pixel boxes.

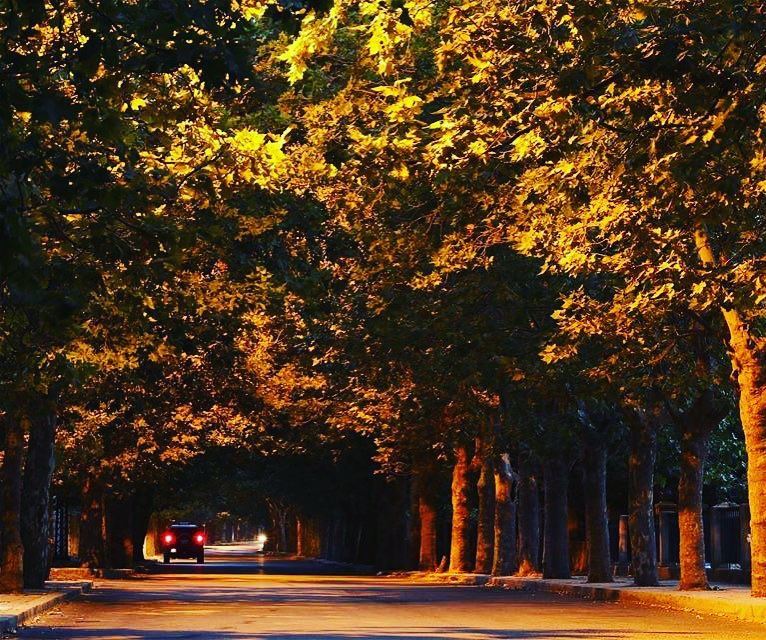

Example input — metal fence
[50,497,80,565]
[612,502,751,581]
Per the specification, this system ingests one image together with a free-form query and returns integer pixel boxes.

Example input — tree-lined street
[4,0,766,636]
[20,548,766,640]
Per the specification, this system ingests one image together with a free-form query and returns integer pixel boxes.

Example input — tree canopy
[2,0,766,596]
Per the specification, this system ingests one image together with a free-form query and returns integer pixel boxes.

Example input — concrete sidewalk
[407,571,766,625]
[488,575,766,625]
[0,581,91,636]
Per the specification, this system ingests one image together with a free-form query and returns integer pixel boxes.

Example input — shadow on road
[141,548,372,576]
[19,627,693,639]
[76,582,524,606]
[21,550,737,640]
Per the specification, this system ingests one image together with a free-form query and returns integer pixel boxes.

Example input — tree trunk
[267,500,290,554]
[543,457,570,579]
[21,408,57,588]
[695,225,766,595]
[474,440,495,574]
[297,516,322,557]
[726,327,766,595]
[626,409,659,586]
[678,432,709,590]
[492,453,517,576]
[297,517,304,556]
[131,489,154,565]
[143,513,162,558]
[330,511,343,560]
[516,454,540,575]
[79,475,106,569]
[677,389,723,590]
[0,412,26,592]
[583,441,612,583]
[418,494,439,571]
[373,477,409,570]
[409,475,421,569]
[106,495,134,568]
[449,444,473,573]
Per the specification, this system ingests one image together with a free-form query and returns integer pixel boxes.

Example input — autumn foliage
[1,0,766,596]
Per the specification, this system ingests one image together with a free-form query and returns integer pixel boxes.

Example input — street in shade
[18,546,766,640]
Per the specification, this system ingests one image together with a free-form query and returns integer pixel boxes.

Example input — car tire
[197,553,205,564]
[163,553,171,564]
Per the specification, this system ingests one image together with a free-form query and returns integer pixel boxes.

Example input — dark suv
[160,523,206,564]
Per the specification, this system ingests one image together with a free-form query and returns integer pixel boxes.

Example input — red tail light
[163,533,175,544]
[195,533,205,544]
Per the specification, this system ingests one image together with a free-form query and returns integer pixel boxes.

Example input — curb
[385,571,489,585]
[98,569,135,579]
[486,576,766,626]
[313,558,375,574]
[0,581,92,636]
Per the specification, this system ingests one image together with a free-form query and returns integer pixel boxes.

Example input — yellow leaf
[265,139,286,164]
[512,131,545,159]
[231,129,266,152]
[130,96,148,110]
[469,139,488,156]
[390,164,410,180]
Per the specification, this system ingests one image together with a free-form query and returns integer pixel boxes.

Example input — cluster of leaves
[0,1,345,504]
[265,0,765,487]
[6,0,763,519]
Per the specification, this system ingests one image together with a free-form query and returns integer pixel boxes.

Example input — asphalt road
[20,545,766,639]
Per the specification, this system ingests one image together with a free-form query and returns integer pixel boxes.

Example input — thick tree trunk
[373,478,409,570]
[131,489,154,565]
[297,516,322,557]
[492,453,517,576]
[474,439,495,574]
[449,444,473,573]
[418,488,438,571]
[267,501,290,554]
[79,475,107,569]
[678,432,709,590]
[583,441,612,583]
[543,457,570,579]
[516,454,540,575]
[21,408,57,588]
[676,389,723,590]
[695,225,766,595]
[727,329,766,595]
[329,511,343,560]
[143,513,162,558]
[106,495,134,568]
[0,412,26,592]
[626,409,659,586]
[409,475,421,569]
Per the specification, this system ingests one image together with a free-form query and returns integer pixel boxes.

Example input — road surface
[21,545,766,639]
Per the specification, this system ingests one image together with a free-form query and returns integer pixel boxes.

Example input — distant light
[257,533,267,543]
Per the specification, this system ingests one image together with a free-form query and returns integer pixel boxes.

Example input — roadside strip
[397,571,766,626]
[0,581,92,636]
[486,576,766,626]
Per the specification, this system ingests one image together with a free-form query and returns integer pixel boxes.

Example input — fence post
[655,502,679,578]
[710,504,723,570]
[710,502,743,574]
